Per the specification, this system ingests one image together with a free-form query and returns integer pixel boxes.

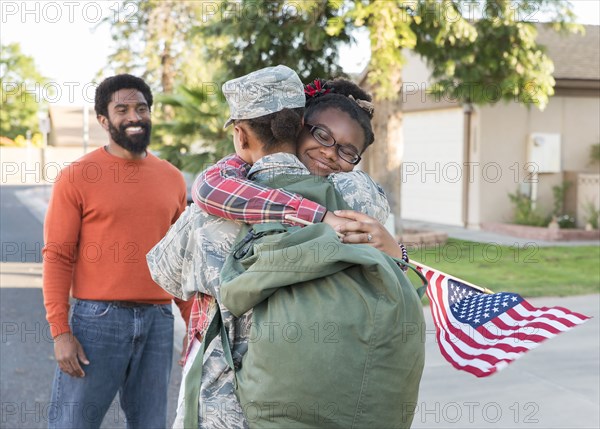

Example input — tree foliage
[152,85,234,173]
[100,0,208,94]
[0,43,49,139]
[200,0,353,80]
[102,0,230,168]
[102,0,582,177]
[103,0,354,171]
[328,0,581,109]
[321,0,582,225]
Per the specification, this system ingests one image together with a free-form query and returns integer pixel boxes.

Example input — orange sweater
[42,147,192,337]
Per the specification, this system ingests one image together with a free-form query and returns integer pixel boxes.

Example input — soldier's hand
[54,332,89,378]
[322,211,349,231]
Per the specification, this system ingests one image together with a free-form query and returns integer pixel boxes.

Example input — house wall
[477,96,600,225]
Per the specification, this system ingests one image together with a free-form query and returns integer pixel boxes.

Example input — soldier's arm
[327,170,390,224]
[327,172,408,264]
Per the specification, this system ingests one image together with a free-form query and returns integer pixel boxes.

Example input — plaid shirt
[192,154,327,225]
[187,292,215,353]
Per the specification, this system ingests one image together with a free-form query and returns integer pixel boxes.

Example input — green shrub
[551,181,576,228]
[590,143,600,165]
[556,214,576,229]
[552,181,571,217]
[507,189,547,226]
[582,201,600,229]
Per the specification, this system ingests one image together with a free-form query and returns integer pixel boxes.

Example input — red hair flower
[304,79,331,98]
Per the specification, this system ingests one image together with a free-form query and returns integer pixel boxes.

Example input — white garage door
[401,108,464,226]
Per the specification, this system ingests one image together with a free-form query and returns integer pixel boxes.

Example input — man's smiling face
[103,88,152,154]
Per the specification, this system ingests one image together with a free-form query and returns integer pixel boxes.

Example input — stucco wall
[477,96,600,225]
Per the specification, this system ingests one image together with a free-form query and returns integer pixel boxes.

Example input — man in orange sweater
[42,74,192,429]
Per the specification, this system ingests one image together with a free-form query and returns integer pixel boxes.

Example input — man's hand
[53,332,89,378]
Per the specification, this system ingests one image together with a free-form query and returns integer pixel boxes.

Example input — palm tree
[152,85,234,174]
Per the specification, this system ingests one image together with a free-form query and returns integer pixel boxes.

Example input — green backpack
[211,174,426,428]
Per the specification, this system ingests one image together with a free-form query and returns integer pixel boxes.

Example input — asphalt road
[0,186,45,263]
[0,272,185,429]
[0,185,184,428]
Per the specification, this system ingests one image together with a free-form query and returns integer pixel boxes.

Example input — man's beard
[108,120,151,154]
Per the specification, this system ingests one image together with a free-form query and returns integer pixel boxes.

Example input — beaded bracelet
[398,243,409,272]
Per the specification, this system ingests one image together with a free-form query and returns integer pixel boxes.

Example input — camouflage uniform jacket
[169,153,389,429]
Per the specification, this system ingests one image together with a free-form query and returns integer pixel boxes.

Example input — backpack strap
[183,310,235,428]
[232,222,292,260]
[394,258,429,299]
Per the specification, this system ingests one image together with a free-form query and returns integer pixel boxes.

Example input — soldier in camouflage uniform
[147,65,405,428]
[172,156,391,429]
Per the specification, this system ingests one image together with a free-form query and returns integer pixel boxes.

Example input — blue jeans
[48,300,174,429]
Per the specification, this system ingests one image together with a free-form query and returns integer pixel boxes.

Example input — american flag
[417,264,591,377]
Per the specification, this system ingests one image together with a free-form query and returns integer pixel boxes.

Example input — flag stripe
[476,322,551,345]
[509,304,590,326]
[437,308,530,355]
[428,280,519,376]
[520,301,591,322]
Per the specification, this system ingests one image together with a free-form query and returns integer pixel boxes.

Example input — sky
[1,0,599,105]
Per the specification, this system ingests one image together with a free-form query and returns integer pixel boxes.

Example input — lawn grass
[405,239,600,298]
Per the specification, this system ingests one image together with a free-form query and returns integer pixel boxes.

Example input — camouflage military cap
[222,65,305,128]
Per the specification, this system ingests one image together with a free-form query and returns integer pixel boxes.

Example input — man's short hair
[94,74,153,118]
